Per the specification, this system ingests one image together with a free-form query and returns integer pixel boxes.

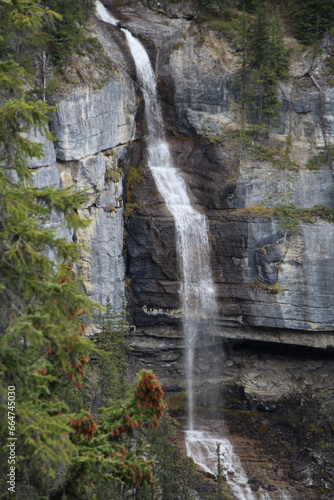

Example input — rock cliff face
[120,6,334,495]
[118,4,334,373]
[29,4,334,348]
[30,17,138,311]
[28,3,334,496]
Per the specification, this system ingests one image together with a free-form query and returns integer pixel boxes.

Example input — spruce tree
[40,0,95,66]
[0,2,168,498]
[289,0,334,45]
[138,413,195,500]
[270,6,289,80]
[89,297,130,415]
[240,1,289,125]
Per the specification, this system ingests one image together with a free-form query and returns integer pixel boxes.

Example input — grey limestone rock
[255,241,286,285]
[29,153,126,311]
[31,163,61,188]
[51,80,136,161]
[74,154,106,194]
[77,205,125,310]
[27,129,57,168]
[56,150,126,310]
[142,0,197,19]
[31,164,72,260]
[231,163,334,210]
[323,87,334,144]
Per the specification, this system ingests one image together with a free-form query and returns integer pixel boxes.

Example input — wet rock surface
[120,5,334,339]
[170,341,334,499]
[127,202,334,338]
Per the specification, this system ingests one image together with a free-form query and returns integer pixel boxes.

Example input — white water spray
[184,430,294,500]
[95,0,119,25]
[186,430,258,500]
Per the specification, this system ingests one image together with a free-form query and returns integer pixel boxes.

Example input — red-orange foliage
[69,412,96,441]
[104,370,167,439]
[67,370,167,493]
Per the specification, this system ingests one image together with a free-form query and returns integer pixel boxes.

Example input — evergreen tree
[0,100,96,497]
[0,147,168,498]
[0,0,61,72]
[89,297,130,415]
[237,4,249,131]
[239,1,289,125]
[138,413,195,500]
[0,3,168,498]
[249,2,276,122]
[0,0,95,91]
[58,370,168,499]
[250,2,271,68]
[270,6,289,80]
[41,0,95,66]
[289,0,334,45]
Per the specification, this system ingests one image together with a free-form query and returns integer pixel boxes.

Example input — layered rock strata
[120,4,334,362]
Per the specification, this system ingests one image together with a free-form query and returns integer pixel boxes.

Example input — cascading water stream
[124,30,218,431]
[95,3,292,499]
[186,431,267,500]
[96,0,216,432]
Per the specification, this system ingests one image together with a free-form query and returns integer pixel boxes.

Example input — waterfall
[95,1,118,25]
[185,430,294,500]
[95,3,293,499]
[122,30,217,432]
[95,0,216,431]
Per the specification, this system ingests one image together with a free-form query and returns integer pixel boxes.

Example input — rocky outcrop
[50,80,136,161]
[219,341,334,499]
[31,144,128,310]
[231,162,334,209]
[213,216,334,332]
[28,16,138,310]
[142,0,197,19]
[24,0,334,361]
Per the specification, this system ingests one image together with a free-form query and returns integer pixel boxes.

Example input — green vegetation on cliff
[242,3,289,123]
[234,204,334,235]
[0,0,106,104]
[289,0,334,44]
[197,1,289,125]
[41,0,95,64]
[0,0,95,69]
[198,0,334,44]
[196,0,334,126]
